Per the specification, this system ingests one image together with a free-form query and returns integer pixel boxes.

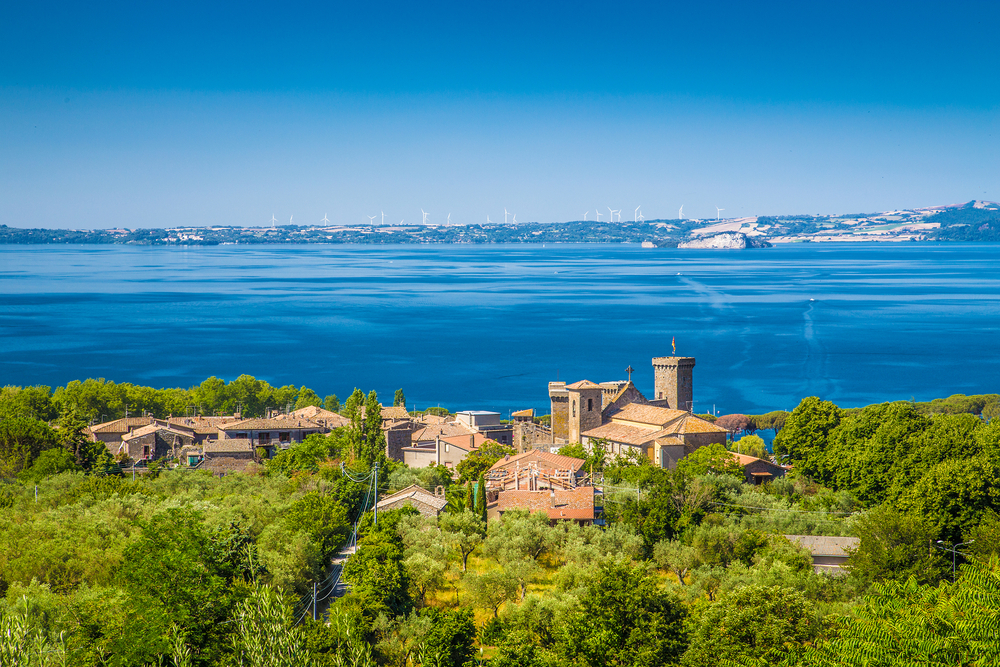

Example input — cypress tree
[475,473,487,522]
[464,481,474,511]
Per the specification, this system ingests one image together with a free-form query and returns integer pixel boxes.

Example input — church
[548,356,727,469]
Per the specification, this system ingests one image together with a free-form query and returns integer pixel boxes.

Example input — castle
[548,355,726,469]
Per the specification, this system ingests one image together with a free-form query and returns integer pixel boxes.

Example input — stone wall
[548,383,569,443]
[652,356,695,410]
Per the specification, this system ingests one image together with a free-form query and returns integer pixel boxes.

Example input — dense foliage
[3,384,1000,666]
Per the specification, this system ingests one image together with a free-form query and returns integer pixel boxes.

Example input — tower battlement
[651,356,695,411]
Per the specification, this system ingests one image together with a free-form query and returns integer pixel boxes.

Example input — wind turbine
[678,205,684,220]
[595,210,603,221]
[487,215,492,224]
[367,215,377,225]
[421,209,429,224]
[638,212,645,222]
[289,215,293,225]
[584,211,589,221]
[321,213,330,224]
[608,207,614,223]
[615,210,622,222]
[716,207,725,220]
[504,208,509,224]
[270,214,277,227]
[447,213,451,225]
[635,206,641,222]
[381,211,385,224]
[512,213,517,223]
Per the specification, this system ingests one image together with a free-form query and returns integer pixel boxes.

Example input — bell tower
[652,356,695,411]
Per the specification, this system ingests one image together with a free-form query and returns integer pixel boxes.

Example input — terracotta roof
[511,408,535,418]
[420,414,449,425]
[412,423,476,442]
[168,417,234,434]
[221,418,323,431]
[611,403,689,427]
[660,413,729,435]
[122,423,194,441]
[496,487,595,520]
[377,484,448,511]
[582,422,660,446]
[290,406,350,427]
[203,439,254,454]
[784,535,860,557]
[91,417,156,433]
[565,380,601,390]
[490,448,585,473]
[380,406,410,420]
[440,433,488,450]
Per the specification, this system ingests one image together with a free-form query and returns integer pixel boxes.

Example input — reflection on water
[1,243,998,415]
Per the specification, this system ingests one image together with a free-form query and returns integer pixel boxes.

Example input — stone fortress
[548,355,727,469]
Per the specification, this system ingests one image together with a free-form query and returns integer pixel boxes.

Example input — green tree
[342,533,411,616]
[419,608,476,667]
[230,584,312,667]
[294,386,323,410]
[394,389,406,408]
[475,473,487,521]
[18,447,79,482]
[358,391,385,465]
[676,443,743,477]
[848,504,949,585]
[559,559,687,667]
[772,397,842,474]
[682,585,818,667]
[284,491,351,560]
[440,510,486,571]
[465,569,518,618]
[730,434,768,459]
[653,539,701,585]
[457,439,515,483]
[900,455,1000,544]
[0,385,58,422]
[324,394,340,413]
[0,417,60,477]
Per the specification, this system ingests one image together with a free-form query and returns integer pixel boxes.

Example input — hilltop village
[84,355,790,527]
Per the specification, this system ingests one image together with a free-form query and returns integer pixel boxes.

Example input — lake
[1,243,998,417]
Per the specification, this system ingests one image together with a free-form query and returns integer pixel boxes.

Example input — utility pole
[374,462,379,525]
[312,581,317,620]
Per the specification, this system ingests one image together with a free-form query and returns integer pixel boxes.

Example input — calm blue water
[1,243,998,416]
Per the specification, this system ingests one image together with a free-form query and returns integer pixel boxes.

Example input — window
[445,443,450,453]
[279,432,290,442]
[572,401,576,417]
[258,432,271,444]
[142,445,150,459]
[588,398,593,412]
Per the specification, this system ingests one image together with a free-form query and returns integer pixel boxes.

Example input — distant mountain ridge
[2,200,998,246]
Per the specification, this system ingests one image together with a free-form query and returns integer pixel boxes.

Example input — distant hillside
[925,201,1000,241]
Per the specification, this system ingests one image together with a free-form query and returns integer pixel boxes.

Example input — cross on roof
[625,365,634,382]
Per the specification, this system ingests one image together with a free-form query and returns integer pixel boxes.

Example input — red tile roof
[489,448,585,473]
[497,487,595,521]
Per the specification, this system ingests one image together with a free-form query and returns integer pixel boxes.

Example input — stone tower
[651,356,695,411]
[549,380,603,444]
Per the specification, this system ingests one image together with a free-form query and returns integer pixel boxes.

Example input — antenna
[716,207,725,220]
[421,209,429,224]
[678,205,684,220]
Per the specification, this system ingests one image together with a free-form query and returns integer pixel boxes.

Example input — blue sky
[2,0,998,228]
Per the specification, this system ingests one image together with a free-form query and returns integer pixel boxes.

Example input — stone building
[454,411,514,447]
[486,449,588,492]
[652,356,696,410]
[375,484,449,517]
[218,417,325,456]
[289,406,350,429]
[489,487,596,526]
[87,417,157,451]
[730,452,788,484]
[784,535,860,575]
[119,423,196,461]
[581,403,727,469]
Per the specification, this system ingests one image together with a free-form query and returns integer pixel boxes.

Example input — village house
[454,411,514,447]
[218,417,325,456]
[289,405,350,429]
[86,417,158,451]
[581,403,727,469]
[489,487,597,526]
[730,452,788,484]
[119,423,196,461]
[486,449,589,492]
[375,484,449,517]
[784,535,860,575]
